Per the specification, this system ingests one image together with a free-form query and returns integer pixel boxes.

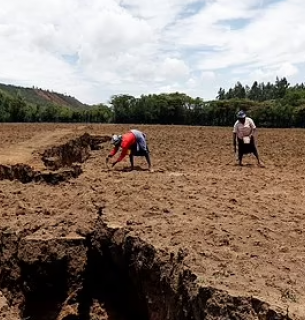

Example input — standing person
[233,110,262,166]
[106,129,153,172]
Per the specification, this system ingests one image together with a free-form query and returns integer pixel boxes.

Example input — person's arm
[233,122,238,153]
[107,146,119,159]
[116,147,129,163]
[112,147,129,166]
[249,118,257,140]
[112,133,136,166]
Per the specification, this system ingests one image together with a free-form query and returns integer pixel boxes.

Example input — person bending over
[107,129,153,171]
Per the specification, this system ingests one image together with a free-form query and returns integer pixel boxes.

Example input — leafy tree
[2,76,305,127]
[217,88,226,100]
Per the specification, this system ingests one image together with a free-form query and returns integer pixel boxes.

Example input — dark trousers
[129,144,151,168]
[238,137,259,162]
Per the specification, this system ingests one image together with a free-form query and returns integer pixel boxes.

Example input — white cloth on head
[112,134,121,144]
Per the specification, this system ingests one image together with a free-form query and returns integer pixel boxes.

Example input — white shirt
[233,117,256,139]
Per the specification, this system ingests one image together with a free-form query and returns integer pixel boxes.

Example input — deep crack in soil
[0,133,111,184]
[0,218,291,320]
[0,124,303,320]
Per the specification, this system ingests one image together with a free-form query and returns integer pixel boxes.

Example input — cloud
[247,62,299,83]
[158,58,190,81]
[0,0,304,104]
[201,71,216,80]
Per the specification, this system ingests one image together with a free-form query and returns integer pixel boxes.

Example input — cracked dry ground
[0,123,305,319]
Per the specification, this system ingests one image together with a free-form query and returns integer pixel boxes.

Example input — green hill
[0,82,113,123]
[0,83,88,110]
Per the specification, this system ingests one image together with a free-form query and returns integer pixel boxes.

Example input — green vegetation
[0,83,87,109]
[109,77,305,127]
[0,83,112,123]
[1,77,305,127]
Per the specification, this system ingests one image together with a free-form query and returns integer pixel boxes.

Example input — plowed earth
[0,123,305,319]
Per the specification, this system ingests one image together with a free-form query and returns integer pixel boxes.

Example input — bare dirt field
[0,123,305,320]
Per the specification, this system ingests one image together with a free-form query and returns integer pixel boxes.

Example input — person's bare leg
[253,147,260,165]
[129,154,134,170]
[238,151,243,166]
[252,137,263,166]
[144,152,153,171]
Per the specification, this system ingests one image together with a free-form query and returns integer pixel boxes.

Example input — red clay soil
[0,123,305,319]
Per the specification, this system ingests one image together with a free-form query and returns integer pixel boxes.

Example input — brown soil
[0,125,110,184]
[0,123,304,319]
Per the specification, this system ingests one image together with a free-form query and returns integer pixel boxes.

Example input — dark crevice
[0,133,111,184]
[41,133,106,170]
[0,222,294,320]
[21,258,70,320]
[77,238,149,320]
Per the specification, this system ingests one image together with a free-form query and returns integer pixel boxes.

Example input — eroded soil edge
[0,133,111,184]
[0,218,292,320]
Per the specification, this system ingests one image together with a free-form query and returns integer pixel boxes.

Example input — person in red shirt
[106,129,153,171]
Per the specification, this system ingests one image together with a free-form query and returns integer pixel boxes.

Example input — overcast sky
[0,0,304,104]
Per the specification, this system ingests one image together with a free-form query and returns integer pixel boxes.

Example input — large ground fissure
[0,218,291,320]
[0,133,111,184]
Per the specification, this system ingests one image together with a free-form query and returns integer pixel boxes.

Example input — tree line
[1,76,305,127]
[0,90,112,123]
